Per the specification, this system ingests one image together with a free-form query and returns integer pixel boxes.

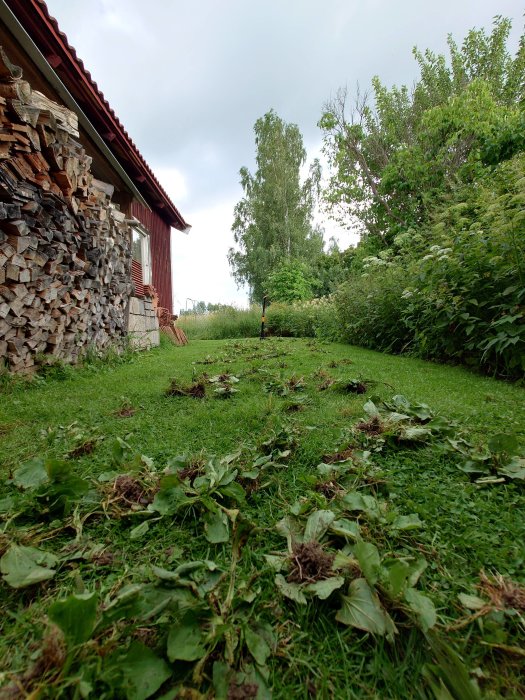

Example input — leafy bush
[401,153,525,377]
[267,297,340,341]
[267,260,315,302]
[334,266,411,353]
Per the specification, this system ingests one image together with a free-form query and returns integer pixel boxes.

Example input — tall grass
[177,306,261,339]
[177,299,342,341]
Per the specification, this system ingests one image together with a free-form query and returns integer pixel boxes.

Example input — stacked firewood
[0,47,132,372]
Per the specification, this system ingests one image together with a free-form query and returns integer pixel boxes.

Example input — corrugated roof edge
[3,0,189,230]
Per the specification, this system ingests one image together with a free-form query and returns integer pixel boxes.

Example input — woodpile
[0,47,132,372]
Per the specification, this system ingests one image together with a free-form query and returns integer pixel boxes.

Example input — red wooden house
[0,0,189,367]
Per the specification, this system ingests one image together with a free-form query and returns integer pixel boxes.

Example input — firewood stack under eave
[0,47,133,372]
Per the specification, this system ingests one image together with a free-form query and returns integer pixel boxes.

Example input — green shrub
[267,297,341,341]
[267,260,315,302]
[334,265,411,353]
[401,154,525,377]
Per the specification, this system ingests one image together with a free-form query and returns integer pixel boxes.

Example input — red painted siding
[130,202,173,314]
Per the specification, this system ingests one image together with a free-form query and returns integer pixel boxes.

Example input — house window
[131,223,152,286]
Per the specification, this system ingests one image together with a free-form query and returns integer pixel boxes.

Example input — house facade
[0,0,189,371]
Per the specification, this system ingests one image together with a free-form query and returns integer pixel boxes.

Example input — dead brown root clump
[344,381,368,394]
[91,550,115,567]
[318,377,335,391]
[188,382,206,398]
[356,415,384,436]
[67,440,97,458]
[328,358,353,368]
[227,682,259,700]
[115,406,136,418]
[288,541,335,584]
[178,459,205,483]
[0,629,66,699]
[314,480,342,500]
[323,447,354,464]
[479,572,525,611]
[165,379,206,398]
[112,475,154,506]
[239,477,261,495]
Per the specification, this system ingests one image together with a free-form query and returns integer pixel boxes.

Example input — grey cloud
[45,1,524,214]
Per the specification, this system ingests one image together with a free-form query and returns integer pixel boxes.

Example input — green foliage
[401,152,525,376]
[267,297,341,341]
[315,17,525,378]
[266,259,315,303]
[320,17,525,241]
[334,264,410,352]
[0,544,58,588]
[229,109,323,302]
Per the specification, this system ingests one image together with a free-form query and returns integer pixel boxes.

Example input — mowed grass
[0,337,524,699]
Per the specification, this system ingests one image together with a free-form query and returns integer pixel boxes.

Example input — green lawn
[1,338,524,699]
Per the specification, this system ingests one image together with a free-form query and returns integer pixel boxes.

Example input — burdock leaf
[149,479,193,515]
[0,544,58,588]
[458,593,487,610]
[130,521,150,540]
[304,510,335,541]
[13,458,48,490]
[275,574,307,604]
[244,627,271,666]
[336,578,397,636]
[353,540,381,586]
[404,588,437,631]
[342,492,380,519]
[363,400,380,416]
[220,480,246,502]
[330,518,360,540]
[305,576,345,600]
[391,514,423,531]
[498,457,525,481]
[117,641,172,700]
[167,616,206,662]
[400,426,432,441]
[203,509,230,543]
[48,592,98,646]
[381,559,411,598]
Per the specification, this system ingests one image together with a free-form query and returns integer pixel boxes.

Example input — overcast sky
[44,0,523,311]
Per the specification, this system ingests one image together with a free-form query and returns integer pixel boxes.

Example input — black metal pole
[260,295,268,340]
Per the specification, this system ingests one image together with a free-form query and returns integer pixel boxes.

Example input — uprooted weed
[1,338,524,698]
[479,572,525,612]
[288,541,335,583]
[111,474,154,506]
[165,377,206,398]
[356,415,384,436]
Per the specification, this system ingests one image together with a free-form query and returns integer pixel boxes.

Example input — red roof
[4,0,188,230]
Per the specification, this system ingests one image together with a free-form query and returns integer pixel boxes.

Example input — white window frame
[131,220,152,286]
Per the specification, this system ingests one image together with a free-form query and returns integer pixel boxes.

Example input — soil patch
[228,682,259,700]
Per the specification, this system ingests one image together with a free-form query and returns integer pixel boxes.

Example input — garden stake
[260,295,268,340]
